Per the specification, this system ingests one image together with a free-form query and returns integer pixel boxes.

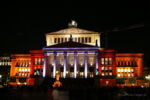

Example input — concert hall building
[5,20,144,86]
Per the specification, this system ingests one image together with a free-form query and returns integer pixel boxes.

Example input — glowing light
[128,74,130,77]
[102,73,104,76]
[128,69,131,72]
[124,69,127,72]
[19,69,21,72]
[25,69,27,72]
[66,71,68,74]
[22,69,25,72]
[0,75,2,78]
[117,69,120,72]
[117,74,120,77]
[109,72,112,76]
[28,68,30,72]
[131,69,134,72]
[121,69,123,72]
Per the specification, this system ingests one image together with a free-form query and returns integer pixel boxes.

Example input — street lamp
[0,75,2,78]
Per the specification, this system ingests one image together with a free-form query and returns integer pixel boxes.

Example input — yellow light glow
[117,69,120,72]
[117,74,120,77]
[22,69,25,72]
[128,69,131,72]
[128,74,130,77]
[124,69,127,72]
[121,69,123,72]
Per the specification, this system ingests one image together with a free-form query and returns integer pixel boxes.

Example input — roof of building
[46,27,99,35]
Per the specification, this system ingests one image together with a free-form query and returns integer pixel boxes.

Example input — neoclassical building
[4,20,144,86]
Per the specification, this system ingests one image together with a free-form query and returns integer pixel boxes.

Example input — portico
[43,40,99,78]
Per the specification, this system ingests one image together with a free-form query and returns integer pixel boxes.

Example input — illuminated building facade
[0,55,11,85]
[2,20,144,86]
[43,38,99,78]
[9,50,44,85]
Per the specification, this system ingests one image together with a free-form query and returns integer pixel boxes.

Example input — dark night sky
[0,1,148,65]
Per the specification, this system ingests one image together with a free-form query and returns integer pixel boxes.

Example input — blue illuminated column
[43,53,47,77]
[95,52,98,75]
[74,52,77,78]
[84,52,88,78]
[53,52,57,78]
[63,52,67,78]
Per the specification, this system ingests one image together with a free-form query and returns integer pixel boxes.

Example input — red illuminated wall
[98,49,116,76]
[30,50,44,76]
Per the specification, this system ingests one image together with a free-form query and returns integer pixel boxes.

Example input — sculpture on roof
[68,20,78,27]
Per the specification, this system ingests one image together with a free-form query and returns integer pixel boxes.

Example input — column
[43,53,47,77]
[53,52,57,78]
[95,52,99,75]
[63,52,67,78]
[74,52,77,78]
[84,52,88,78]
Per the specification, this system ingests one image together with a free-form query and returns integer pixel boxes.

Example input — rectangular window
[82,37,84,43]
[54,38,57,43]
[58,38,60,43]
[89,37,91,43]
[78,37,80,42]
[101,58,104,65]
[85,37,88,43]
[65,38,67,42]
[61,38,63,43]
[105,58,108,65]
[108,58,112,65]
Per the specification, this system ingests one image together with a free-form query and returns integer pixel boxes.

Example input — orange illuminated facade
[9,50,44,86]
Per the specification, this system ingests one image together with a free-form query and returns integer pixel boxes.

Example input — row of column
[43,52,98,78]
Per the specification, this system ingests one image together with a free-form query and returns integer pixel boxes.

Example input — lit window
[131,73,134,77]
[19,69,22,72]
[128,69,131,72]
[108,58,112,65]
[80,72,84,77]
[124,69,127,72]
[128,74,130,77]
[102,72,104,76]
[22,73,25,76]
[131,69,134,72]
[109,72,112,76]
[28,68,30,72]
[105,67,108,70]
[25,69,27,72]
[121,69,124,72]
[105,72,108,76]
[22,69,25,72]
[109,67,112,70]
[102,66,104,70]
[101,58,104,65]
[117,69,120,72]
[117,74,120,77]
[105,58,108,65]
[19,73,21,76]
